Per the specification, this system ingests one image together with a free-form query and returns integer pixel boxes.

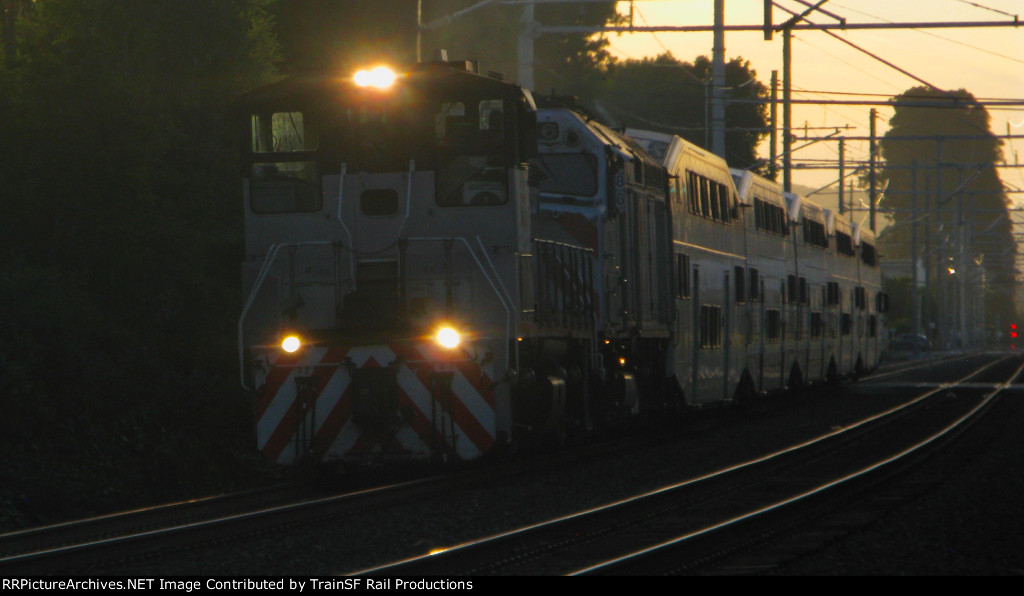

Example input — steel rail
[570,357,1024,575]
[351,354,1010,575]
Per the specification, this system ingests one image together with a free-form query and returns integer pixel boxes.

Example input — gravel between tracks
[99,354,1024,576]
[772,369,1024,575]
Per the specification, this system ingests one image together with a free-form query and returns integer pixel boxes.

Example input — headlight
[281,335,302,353]
[435,326,461,350]
[354,66,396,89]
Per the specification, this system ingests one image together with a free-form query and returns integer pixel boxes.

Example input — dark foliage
[595,53,770,173]
[877,86,1016,333]
[0,0,281,530]
[272,0,620,98]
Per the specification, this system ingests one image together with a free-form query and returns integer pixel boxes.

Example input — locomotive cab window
[251,111,319,153]
[248,110,321,213]
[533,152,599,197]
[435,98,511,207]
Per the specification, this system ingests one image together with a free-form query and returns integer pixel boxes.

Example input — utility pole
[519,2,536,89]
[711,0,727,158]
[770,69,774,180]
[838,137,845,214]
[912,159,920,344]
[783,28,792,192]
[869,108,877,232]
[765,0,843,192]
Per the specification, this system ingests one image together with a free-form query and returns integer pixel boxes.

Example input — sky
[589,0,1024,212]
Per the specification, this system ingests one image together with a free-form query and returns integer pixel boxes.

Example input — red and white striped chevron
[252,343,497,464]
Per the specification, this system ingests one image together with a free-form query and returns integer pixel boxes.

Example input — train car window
[676,254,691,298]
[699,177,711,218]
[766,309,781,341]
[826,281,841,306]
[836,232,855,257]
[861,242,878,266]
[718,183,731,223]
[685,172,731,224]
[249,161,321,213]
[533,153,598,197]
[734,266,746,303]
[810,312,825,338]
[251,111,318,153]
[803,219,828,248]
[687,172,700,214]
[700,305,722,348]
[709,183,721,220]
[754,198,789,235]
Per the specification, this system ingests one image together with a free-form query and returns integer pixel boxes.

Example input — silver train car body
[628,129,885,402]
[237,63,885,466]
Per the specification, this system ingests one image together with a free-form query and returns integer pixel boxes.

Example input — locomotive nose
[350,366,400,428]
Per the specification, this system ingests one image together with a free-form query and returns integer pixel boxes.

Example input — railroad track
[352,352,1024,576]
[0,475,450,575]
[1,353,1004,575]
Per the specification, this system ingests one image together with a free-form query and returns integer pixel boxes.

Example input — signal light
[1012,324,1018,339]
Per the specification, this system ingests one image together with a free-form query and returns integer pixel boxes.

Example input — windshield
[534,153,598,197]
[245,75,525,209]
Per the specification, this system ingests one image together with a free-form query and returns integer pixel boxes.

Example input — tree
[1,0,33,66]
[877,86,1017,337]
[0,0,280,385]
[272,0,418,73]
[594,52,770,173]
[0,0,283,530]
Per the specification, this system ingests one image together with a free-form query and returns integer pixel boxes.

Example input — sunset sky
[594,0,1024,211]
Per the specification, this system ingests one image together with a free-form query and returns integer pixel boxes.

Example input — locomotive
[237,58,886,466]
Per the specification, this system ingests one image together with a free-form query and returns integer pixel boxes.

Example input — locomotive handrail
[238,240,335,390]
[239,236,514,389]
[476,235,517,370]
[408,236,513,371]
[335,163,356,289]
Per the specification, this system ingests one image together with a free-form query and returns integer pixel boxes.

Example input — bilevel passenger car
[237,59,886,467]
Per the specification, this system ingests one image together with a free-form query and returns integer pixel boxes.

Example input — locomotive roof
[237,61,532,110]
[539,108,664,171]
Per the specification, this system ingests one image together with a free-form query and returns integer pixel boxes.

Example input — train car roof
[624,128,674,162]
[732,169,787,212]
[795,193,826,223]
[625,128,736,192]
